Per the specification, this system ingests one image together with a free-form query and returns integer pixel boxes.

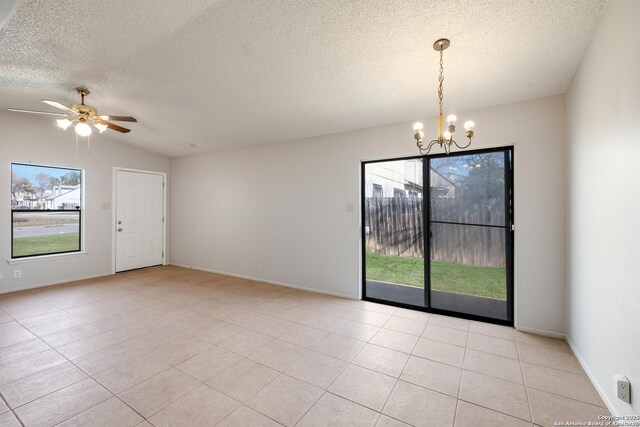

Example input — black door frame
[361,146,514,326]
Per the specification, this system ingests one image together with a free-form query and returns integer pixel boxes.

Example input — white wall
[171,94,567,334]
[0,110,170,293]
[566,0,640,415]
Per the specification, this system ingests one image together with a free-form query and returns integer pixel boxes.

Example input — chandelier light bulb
[443,131,452,140]
[94,122,107,133]
[56,119,72,130]
[446,114,457,125]
[413,122,424,131]
[464,121,475,131]
[75,121,92,137]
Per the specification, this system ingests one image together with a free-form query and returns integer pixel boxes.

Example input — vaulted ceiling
[0,0,606,157]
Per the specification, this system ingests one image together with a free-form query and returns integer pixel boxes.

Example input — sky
[12,163,80,184]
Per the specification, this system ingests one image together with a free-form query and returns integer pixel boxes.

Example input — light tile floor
[0,266,610,427]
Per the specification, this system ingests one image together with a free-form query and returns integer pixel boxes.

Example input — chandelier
[412,38,475,155]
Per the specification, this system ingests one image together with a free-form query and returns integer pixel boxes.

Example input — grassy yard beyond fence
[366,252,506,300]
[12,233,80,257]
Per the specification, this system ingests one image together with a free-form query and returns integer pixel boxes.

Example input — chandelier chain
[437,48,444,116]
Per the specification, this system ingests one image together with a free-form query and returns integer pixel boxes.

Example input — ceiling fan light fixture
[94,122,107,133]
[75,121,92,137]
[56,118,72,130]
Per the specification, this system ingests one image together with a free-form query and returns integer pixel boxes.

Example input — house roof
[47,187,80,200]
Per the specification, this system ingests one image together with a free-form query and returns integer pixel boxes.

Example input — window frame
[11,163,84,259]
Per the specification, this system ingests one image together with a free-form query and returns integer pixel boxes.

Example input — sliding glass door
[362,147,513,324]
[428,149,513,321]
[363,158,425,308]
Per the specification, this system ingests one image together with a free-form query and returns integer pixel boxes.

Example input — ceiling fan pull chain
[75,133,79,159]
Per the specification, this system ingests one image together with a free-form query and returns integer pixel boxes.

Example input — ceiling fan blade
[99,120,131,133]
[42,99,76,113]
[7,108,70,117]
[99,115,137,122]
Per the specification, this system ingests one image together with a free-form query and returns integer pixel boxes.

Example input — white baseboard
[169,263,358,300]
[565,335,618,417]
[514,325,565,339]
[0,272,113,295]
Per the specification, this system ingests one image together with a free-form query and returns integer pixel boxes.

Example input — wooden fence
[364,197,424,258]
[364,196,506,267]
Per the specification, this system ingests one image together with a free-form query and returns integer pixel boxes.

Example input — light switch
[345,202,354,213]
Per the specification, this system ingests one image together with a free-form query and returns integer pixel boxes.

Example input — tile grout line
[371,316,427,425]
[290,390,326,426]
[518,337,535,424]
[452,322,471,427]
[0,389,25,427]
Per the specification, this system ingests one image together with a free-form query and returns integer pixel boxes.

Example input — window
[372,184,383,198]
[11,163,82,258]
[393,188,406,198]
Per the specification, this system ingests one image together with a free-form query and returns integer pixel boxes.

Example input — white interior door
[115,170,164,272]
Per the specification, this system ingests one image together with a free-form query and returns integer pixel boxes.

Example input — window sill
[7,251,87,264]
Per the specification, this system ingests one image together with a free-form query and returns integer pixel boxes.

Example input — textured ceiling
[0,0,606,157]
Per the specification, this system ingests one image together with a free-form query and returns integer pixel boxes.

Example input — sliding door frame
[361,146,514,326]
[360,154,424,305]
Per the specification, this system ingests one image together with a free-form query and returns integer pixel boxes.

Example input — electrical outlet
[614,374,631,404]
[257,260,264,271]
[13,269,22,279]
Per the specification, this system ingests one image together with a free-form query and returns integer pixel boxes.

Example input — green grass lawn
[13,233,80,257]
[366,252,506,300]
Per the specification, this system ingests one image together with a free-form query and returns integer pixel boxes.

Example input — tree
[60,172,80,186]
[35,173,53,200]
[11,175,34,207]
[12,176,33,195]
[461,154,505,202]
[459,153,505,224]
[49,175,61,188]
[11,171,18,203]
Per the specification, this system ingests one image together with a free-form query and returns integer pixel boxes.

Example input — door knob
[117,228,123,232]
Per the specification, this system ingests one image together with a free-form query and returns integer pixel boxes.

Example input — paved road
[13,225,78,237]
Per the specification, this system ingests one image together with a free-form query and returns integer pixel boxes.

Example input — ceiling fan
[7,87,137,136]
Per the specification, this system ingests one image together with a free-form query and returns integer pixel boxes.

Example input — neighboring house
[45,185,81,209]
[12,185,80,209]
[12,191,38,209]
[364,160,457,198]
[430,170,458,199]
[364,160,423,198]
